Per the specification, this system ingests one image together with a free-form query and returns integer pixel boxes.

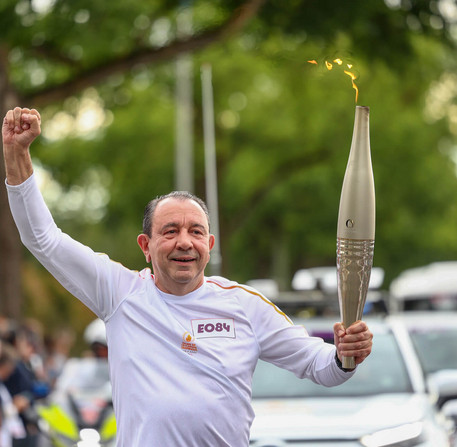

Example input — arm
[2,107,40,185]
[3,108,139,319]
[239,283,372,385]
[236,284,354,386]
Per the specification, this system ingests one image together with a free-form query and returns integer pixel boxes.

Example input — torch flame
[344,70,359,103]
[307,57,360,103]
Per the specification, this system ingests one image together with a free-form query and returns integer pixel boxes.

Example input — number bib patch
[191,318,235,339]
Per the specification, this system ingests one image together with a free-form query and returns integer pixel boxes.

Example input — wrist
[4,146,34,185]
[335,351,354,372]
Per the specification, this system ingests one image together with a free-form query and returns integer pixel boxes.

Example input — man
[0,341,27,447]
[84,318,108,359]
[3,107,373,446]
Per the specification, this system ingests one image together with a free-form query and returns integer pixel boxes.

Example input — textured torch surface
[336,106,375,370]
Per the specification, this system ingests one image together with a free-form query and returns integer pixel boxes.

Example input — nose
[176,230,193,250]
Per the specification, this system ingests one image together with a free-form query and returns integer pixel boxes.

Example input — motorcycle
[37,357,116,447]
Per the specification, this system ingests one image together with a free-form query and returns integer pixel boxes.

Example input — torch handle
[336,237,374,369]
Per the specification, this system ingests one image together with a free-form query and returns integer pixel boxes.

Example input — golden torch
[336,105,375,369]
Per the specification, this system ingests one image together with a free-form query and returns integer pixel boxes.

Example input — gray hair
[142,191,210,237]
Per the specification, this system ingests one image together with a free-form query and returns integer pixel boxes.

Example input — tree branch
[24,0,266,106]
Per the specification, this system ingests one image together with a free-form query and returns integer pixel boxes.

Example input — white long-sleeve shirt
[6,175,354,447]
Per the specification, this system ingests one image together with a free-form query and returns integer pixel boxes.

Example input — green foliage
[2,0,457,333]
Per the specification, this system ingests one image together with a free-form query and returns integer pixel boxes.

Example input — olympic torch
[336,105,375,369]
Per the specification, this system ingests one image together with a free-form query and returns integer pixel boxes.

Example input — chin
[173,273,196,284]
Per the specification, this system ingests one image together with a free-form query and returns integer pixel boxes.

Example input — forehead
[153,198,208,227]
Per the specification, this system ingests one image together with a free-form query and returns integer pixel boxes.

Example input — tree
[1,0,457,323]
[0,0,266,318]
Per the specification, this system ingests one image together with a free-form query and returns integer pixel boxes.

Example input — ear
[137,234,151,263]
[209,234,215,251]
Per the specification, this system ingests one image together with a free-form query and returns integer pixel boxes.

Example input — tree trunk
[0,46,22,319]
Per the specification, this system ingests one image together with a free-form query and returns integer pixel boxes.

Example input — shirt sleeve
[238,284,355,386]
[6,175,138,320]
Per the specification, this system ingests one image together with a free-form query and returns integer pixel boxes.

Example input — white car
[388,312,457,379]
[388,311,457,433]
[249,317,451,446]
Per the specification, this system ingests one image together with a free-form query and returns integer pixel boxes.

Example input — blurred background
[3,1,457,446]
[1,0,457,348]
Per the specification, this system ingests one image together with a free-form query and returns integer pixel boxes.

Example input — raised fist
[2,107,41,151]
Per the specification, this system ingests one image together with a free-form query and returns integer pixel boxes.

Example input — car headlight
[360,422,424,447]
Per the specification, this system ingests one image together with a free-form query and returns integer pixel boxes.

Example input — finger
[339,339,372,356]
[339,332,373,351]
[21,108,30,128]
[23,113,41,136]
[346,321,368,335]
[29,109,41,122]
[341,332,373,348]
[341,345,372,361]
[5,109,14,129]
[333,322,345,338]
[21,110,31,130]
[355,344,372,362]
[27,109,41,131]
[13,107,22,130]
[347,320,365,331]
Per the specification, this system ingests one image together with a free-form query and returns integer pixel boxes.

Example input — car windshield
[409,328,457,375]
[252,330,413,398]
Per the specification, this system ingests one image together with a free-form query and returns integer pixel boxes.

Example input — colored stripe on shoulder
[207,280,292,325]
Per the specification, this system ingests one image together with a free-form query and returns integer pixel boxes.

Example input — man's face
[137,198,215,296]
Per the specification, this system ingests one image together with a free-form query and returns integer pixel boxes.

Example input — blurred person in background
[84,318,108,359]
[0,317,18,347]
[0,341,27,447]
[2,107,373,447]
[43,327,75,388]
[14,322,47,386]
[3,323,50,447]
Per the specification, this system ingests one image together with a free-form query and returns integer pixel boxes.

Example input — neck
[155,278,204,296]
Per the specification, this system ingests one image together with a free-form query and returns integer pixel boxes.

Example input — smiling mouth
[172,257,196,263]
